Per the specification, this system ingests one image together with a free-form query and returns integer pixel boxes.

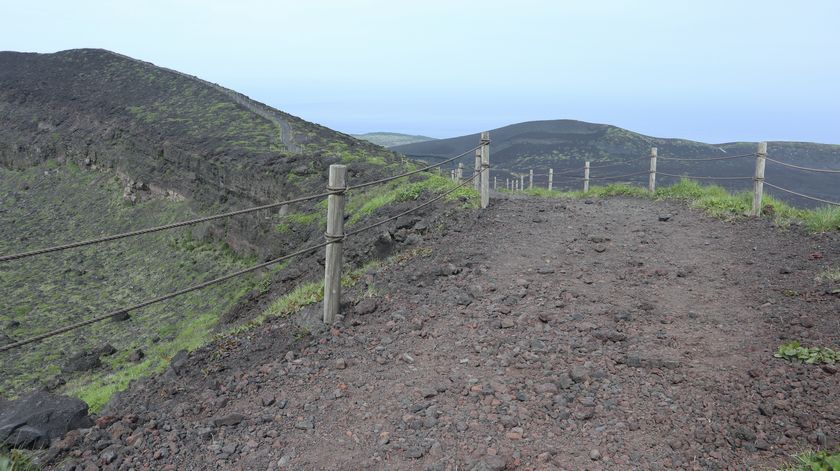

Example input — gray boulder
[0,391,92,449]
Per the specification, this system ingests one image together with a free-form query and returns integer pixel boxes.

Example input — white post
[494,176,497,190]
[480,131,490,208]
[649,147,658,192]
[457,163,464,182]
[752,142,767,216]
[323,165,347,324]
[450,169,455,181]
[548,168,553,191]
[474,148,481,192]
[529,169,534,190]
[519,175,524,191]
[584,161,590,193]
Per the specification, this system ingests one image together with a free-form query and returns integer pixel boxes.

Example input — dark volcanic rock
[0,391,92,449]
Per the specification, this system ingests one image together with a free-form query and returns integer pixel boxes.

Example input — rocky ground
[42,195,839,470]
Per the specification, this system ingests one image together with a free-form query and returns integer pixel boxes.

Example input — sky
[2,0,839,143]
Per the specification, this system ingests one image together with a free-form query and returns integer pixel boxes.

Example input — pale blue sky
[2,0,839,143]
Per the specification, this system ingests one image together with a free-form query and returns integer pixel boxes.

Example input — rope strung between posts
[764,157,840,174]
[588,170,649,180]
[0,165,491,353]
[658,153,755,162]
[763,182,840,207]
[346,145,482,191]
[0,192,333,263]
[0,238,332,353]
[346,168,486,237]
[657,173,753,181]
[0,146,482,263]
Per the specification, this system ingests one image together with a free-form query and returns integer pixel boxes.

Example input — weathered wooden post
[519,175,524,191]
[450,169,455,181]
[548,168,553,191]
[583,161,590,193]
[506,178,510,190]
[648,147,658,192]
[480,131,490,208]
[457,163,464,182]
[751,142,767,216]
[474,148,482,191]
[529,169,534,190]
[494,176,497,190]
[323,164,346,324]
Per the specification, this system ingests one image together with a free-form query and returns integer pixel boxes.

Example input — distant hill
[351,132,437,147]
[393,119,840,205]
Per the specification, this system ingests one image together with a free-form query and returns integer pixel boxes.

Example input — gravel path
[45,196,840,470]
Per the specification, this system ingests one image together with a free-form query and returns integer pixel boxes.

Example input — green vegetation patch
[778,449,840,471]
[0,450,38,471]
[774,341,839,365]
[347,173,479,225]
[0,164,260,409]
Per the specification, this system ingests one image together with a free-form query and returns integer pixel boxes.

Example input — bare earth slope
[46,196,839,470]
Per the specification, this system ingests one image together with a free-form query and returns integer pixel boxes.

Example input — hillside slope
[0,48,405,255]
[0,49,415,401]
[41,195,840,470]
[393,120,840,204]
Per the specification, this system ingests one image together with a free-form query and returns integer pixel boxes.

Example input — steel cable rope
[345,168,486,238]
[658,153,755,162]
[588,170,650,180]
[346,144,482,191]
[0,166,489,352]
[657,173,753,181]
[763,182,840,207]
[0,238,331,352]
[0,146,482,263]
[764,157,840,174]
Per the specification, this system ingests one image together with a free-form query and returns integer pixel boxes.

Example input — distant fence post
[450,169,455,181]
[323,164,347,324]
[494,176,497,190]
[584,161,590,193]
[751,142,767,216]
[520,175,524,191]
[529,169,534,190]
[480,131,490,208]
[649,147,657,192]
[457,163,464,182]
[548,168,553,191]
[474,148,481,192]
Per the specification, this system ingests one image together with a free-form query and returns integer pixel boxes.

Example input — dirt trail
[45,196,839,470]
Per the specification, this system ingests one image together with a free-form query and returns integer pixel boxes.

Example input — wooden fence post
[649,147,658,192]
[529,169,534,190]
[457,163,464,182]
[520,175,524,191]
[474,148,481,192]
[584,161,590,193]
[548,168,553,191]
[323,164,347,324]
[494,176,497,190]
[752,142,767,216]
[480,131,490,208]
[450,169,455,181]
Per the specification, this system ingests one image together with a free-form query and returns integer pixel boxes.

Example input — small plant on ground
[816,268,840,284]
[774,341,840,365]
[779,449,840,471]
[0,449,39,471]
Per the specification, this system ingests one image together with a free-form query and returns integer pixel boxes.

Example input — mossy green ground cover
[520,179,840,232]
[0,164,260,409]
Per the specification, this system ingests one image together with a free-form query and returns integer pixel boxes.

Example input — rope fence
[1,134,493,353]
[500,143,840,214]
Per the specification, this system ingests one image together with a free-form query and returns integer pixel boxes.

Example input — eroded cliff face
[0,48,404,257]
